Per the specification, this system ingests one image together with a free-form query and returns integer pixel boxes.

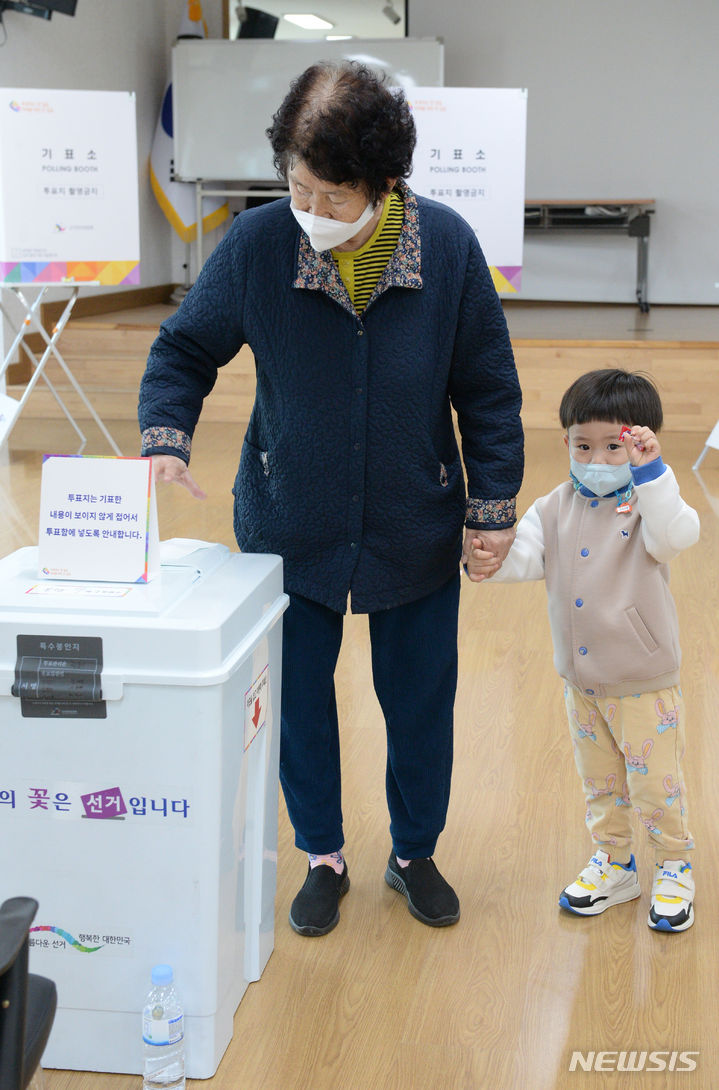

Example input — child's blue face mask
[570,457,632,496]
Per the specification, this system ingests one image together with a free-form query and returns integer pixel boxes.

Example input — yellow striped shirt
[332,190,404,314]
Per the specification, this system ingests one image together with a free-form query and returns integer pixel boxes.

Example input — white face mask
[290,201,376,252]
[570,456,632,496]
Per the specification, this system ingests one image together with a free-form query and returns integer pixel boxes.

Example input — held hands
[620,426,661,466]
[151,454,207,500]
[461,526,515,583]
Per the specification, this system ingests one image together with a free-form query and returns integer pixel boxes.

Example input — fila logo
[569,1051,699,1073]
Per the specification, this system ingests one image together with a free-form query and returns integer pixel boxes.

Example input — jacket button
[575,598,583,607]
[350,542,357,549]
[591,500,599,508]
[580,548,589,557]
[352,494,359,502]
[357,329,364,336]
[585,688,595,695]
[579,646,588,655]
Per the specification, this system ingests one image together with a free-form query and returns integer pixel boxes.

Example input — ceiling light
[283,13,334,30]
[326,34,352,40]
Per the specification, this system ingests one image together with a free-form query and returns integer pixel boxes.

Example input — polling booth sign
[407,87,527,295]
[0,88,140,285]
[0,89,139,456]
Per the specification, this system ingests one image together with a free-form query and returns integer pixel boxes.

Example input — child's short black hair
[559,369,663,432]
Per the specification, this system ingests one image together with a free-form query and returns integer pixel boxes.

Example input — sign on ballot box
[37,455,159,583]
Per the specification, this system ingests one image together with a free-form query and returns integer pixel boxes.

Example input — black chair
[0,898,57,1090]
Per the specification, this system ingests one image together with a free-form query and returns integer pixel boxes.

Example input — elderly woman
[138,61,523,937]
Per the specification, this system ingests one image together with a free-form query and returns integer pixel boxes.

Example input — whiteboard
[172,38,444,182]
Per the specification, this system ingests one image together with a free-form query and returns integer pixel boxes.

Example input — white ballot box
[0,540,289,1078]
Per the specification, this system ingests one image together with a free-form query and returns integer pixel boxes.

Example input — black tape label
[12,634,106,719]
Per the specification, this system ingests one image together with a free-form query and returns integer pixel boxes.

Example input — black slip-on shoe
[289,862,350,936]
[384,851,460,927]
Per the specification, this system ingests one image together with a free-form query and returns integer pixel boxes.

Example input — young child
[466,369,700,931]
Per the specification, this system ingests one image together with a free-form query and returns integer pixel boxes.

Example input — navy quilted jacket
[139,182,524,613]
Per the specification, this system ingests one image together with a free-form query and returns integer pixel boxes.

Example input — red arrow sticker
[244,665,269,750]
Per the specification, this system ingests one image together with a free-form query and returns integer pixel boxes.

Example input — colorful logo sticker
[30,925,103,952]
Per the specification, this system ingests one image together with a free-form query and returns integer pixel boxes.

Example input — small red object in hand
[620,424,645,452]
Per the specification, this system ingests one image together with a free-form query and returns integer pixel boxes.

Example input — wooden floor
[501,300,719,344]
[7,301,719,436]
[2,304,719,1090]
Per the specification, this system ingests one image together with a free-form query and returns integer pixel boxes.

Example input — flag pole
[151,0,229,306]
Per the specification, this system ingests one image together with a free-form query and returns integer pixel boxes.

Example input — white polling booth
[0,539,288,1077]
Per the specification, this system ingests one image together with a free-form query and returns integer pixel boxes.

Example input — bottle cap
[151,964,174,985]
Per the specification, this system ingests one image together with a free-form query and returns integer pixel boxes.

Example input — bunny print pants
[564,683,694,864]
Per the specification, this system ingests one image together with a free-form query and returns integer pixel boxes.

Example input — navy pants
[279,574,460,859]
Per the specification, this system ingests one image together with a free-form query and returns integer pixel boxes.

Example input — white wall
[409,0,719,305]
[1,0,717,307]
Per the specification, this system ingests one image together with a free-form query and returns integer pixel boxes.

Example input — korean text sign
[407,87,527,295]
[0,88,140,285]
[37,455,159,583]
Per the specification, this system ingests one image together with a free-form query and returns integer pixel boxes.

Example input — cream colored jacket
[491,462,700,698]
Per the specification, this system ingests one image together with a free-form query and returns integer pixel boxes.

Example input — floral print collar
[292,178,422,316]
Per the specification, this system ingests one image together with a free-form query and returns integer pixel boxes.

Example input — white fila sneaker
[559,850,641,915]
[648,860,695,932]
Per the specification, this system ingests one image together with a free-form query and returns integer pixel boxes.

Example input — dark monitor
[0,0,77,15]
[237,7,278,38]
[44,0,78,12]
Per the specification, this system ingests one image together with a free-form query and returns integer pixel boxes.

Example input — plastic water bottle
[142,964,185,1090]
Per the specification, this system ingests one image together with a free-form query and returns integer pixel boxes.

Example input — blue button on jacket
[138,183,524,613]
